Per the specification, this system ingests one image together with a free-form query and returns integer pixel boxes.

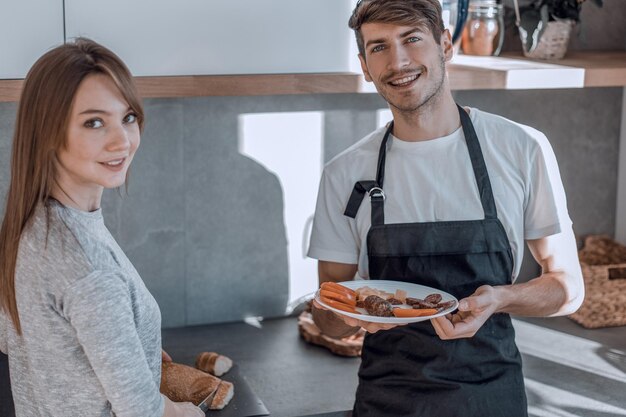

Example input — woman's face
[55,73,140,209]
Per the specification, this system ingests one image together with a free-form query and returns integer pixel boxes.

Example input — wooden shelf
[448,51,626,90]
[1,51,624,102]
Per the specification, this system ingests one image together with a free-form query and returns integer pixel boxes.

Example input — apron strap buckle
[369,187,385,201]
[343,180,380,219]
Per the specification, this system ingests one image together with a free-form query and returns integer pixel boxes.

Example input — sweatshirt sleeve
[62,271,164,417]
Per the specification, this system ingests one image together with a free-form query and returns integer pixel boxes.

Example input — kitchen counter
[161,315,359,417]
[162,315,626,417]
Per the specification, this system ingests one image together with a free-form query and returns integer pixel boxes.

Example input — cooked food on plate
[318,282,457,318]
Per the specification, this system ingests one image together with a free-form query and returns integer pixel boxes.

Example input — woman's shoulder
[18,204,97,290]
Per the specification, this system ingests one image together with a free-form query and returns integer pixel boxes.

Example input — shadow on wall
[181,105,290,326]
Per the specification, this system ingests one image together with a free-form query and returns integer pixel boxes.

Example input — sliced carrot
[392,308,438,318]
[320,282,356,297]
[319,295,358,313]
[319,289,356,306]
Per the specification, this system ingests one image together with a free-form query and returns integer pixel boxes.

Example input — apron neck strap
[375,121,394,188]
[457,105,498,219]
[343,123,394,221]
[343,105,498,222]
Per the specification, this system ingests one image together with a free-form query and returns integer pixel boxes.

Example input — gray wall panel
[0,103,16,210]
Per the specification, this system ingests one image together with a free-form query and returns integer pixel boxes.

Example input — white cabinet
[65,0,355,76]
[0,1,64,79]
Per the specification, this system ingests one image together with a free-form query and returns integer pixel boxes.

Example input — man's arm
[431,227,584,339]
[318,261,358,284]
[496,227,584,317]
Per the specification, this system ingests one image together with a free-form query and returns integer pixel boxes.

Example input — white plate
[315,280,459,324]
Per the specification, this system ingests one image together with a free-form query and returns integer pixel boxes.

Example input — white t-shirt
[308,107,571,282]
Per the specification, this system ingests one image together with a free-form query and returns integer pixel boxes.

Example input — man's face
[358,23,452,113]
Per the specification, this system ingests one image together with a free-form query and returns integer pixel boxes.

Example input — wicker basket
[521,19,574,60]
[569,235,626,329]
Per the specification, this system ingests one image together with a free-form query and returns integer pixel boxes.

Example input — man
[307,1,584,416]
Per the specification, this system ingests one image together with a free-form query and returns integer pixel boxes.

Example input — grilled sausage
[405,297,438,309]
[424,293,442,304]
[363,295,394,317]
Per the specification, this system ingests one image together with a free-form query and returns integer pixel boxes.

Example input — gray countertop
[161,316,358,417]
[162,315,626,417]
[3,315,624,416]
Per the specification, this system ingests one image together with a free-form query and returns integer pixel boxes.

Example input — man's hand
[430,285,499,339]
[313,299,399,334]
[315,261,400,334]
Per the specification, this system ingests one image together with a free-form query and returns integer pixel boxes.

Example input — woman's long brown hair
[0,38,144,334]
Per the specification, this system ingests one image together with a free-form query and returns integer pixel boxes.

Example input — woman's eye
[124,113,137,124]
[84,119,103,129]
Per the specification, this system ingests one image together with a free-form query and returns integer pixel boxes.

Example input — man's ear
[441,29,454,62]
[358,54,373,82]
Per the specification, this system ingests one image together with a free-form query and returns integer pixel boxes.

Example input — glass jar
[461,1,504,56]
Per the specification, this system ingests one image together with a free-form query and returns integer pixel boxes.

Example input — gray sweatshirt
[0,200,164,417]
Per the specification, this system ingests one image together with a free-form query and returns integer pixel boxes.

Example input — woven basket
[521,19,574,60]
[569,235,626,329]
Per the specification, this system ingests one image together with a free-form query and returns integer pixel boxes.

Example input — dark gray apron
[344,105,527,417]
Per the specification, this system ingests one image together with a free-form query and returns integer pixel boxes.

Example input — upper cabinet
[64,0,355,76]
[0,1,64,79]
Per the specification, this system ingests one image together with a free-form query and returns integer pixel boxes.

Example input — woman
[0,39,203,417]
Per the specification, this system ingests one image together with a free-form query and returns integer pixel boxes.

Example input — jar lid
[469,0,500,5]
[468,1,503,13]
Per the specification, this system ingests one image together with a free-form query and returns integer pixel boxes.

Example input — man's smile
[384,69,424,88]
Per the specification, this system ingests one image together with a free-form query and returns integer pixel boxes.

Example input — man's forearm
[495,270,584,317]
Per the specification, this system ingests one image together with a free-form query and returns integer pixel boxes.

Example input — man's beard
[380,53,446,115]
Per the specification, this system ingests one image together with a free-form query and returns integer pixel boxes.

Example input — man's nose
[387,44,411,71]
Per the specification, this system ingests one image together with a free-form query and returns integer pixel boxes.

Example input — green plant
[515,0,603,52]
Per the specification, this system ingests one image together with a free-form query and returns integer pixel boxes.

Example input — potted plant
[512,0,603,59]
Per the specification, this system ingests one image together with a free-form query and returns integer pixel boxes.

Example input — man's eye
[84,119,103,129]
[371,45,384,53]
[407,36,421,43]
[124,113,137,124]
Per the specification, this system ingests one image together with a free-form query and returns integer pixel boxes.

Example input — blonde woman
[0,39,203,417]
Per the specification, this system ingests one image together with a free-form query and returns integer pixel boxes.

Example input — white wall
[0,1,64,78]
[239,112,323,304]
